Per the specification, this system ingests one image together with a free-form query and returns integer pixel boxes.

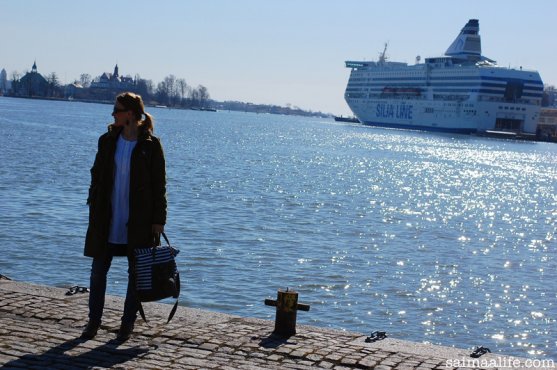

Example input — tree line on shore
[2,68,211,109]
[0,66,331,117]
[76,73,211,109]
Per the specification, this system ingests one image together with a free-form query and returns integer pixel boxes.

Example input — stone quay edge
[0,279,548,369]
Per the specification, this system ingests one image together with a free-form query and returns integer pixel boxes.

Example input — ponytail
[141,111,154,133]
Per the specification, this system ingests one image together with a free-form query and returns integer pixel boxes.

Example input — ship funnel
[445,19,481,60]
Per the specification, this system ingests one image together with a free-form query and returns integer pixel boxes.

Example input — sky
[2,0,556,115]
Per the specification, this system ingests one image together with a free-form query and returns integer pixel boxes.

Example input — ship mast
[378,42,388,64]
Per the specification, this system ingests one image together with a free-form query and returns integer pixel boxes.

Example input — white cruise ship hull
[350,93,541,134]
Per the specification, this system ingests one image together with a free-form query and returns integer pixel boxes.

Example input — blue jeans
[88,244,139,325]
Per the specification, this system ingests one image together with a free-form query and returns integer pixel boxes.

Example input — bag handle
[152,232,175,258]
[152,232,171,253]
[161,232,171,247]
[138,300,179,324]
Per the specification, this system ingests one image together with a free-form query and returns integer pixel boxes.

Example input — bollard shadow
[0,337,150,369]
[257,332,298,349]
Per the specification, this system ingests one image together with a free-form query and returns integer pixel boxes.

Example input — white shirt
[108,134,137,244]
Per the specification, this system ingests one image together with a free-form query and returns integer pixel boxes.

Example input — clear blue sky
[2,0,556,115]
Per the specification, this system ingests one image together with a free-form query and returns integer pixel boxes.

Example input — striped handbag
[133,232,180,322]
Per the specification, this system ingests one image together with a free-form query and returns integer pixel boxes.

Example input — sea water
[0,97,555,359]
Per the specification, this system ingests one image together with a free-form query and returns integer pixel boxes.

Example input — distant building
[543,88,557,107]
[0,68,9,95]
[64,82,85,99]
[90,64,134,90]
[87,64,135,100]
[15,61,49,97]
[537,108,557,141]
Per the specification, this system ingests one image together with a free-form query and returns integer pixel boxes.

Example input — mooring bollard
[265,288,310,337]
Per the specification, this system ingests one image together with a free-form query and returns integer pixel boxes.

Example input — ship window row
[347,93,541,106]
[367,75,543,85]
[350,82,543,93]
[432,94,470,101]
[478,96,540,105]
[350,86,541,96]
[432,88,542,97]
[349,88,542,99]
[364,82,426,87]
[480,75,543,85]
[498,106,527,111]
[360,82,542,89]
[345,93,366,99]
[365,93,428,100]
[389,93,535,105]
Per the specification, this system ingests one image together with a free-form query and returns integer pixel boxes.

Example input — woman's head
[113,92,154,132]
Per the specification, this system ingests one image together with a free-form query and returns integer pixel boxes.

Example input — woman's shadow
[1,337,150,369]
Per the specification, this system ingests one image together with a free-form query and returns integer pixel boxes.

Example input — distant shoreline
[0,95,333,119]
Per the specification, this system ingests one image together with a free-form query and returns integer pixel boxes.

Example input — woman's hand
[152,224,165,234]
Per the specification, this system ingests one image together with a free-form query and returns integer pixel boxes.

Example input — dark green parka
[84,124,167,258]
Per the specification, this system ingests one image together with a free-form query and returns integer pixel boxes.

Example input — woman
[82,92,167,341]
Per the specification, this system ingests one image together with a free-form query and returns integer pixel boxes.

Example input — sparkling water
[0,97,555,359]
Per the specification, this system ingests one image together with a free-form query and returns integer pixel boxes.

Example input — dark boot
[81,320,100,339]
[116,322,134,342]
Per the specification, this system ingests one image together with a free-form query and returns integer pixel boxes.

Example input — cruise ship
[343,20,544,134]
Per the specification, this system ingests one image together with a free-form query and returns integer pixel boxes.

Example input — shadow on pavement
[257,332,298,349]
[1,337,150,369]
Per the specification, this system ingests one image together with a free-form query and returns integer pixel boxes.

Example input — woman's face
[112,102,131,127]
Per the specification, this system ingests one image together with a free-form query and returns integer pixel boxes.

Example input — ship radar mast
[378,43,388,64]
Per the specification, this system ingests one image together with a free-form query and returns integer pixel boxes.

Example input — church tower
[113,64,119,78]
[32,61,38,73]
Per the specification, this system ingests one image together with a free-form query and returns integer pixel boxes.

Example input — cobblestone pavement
[0,280,539,369]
